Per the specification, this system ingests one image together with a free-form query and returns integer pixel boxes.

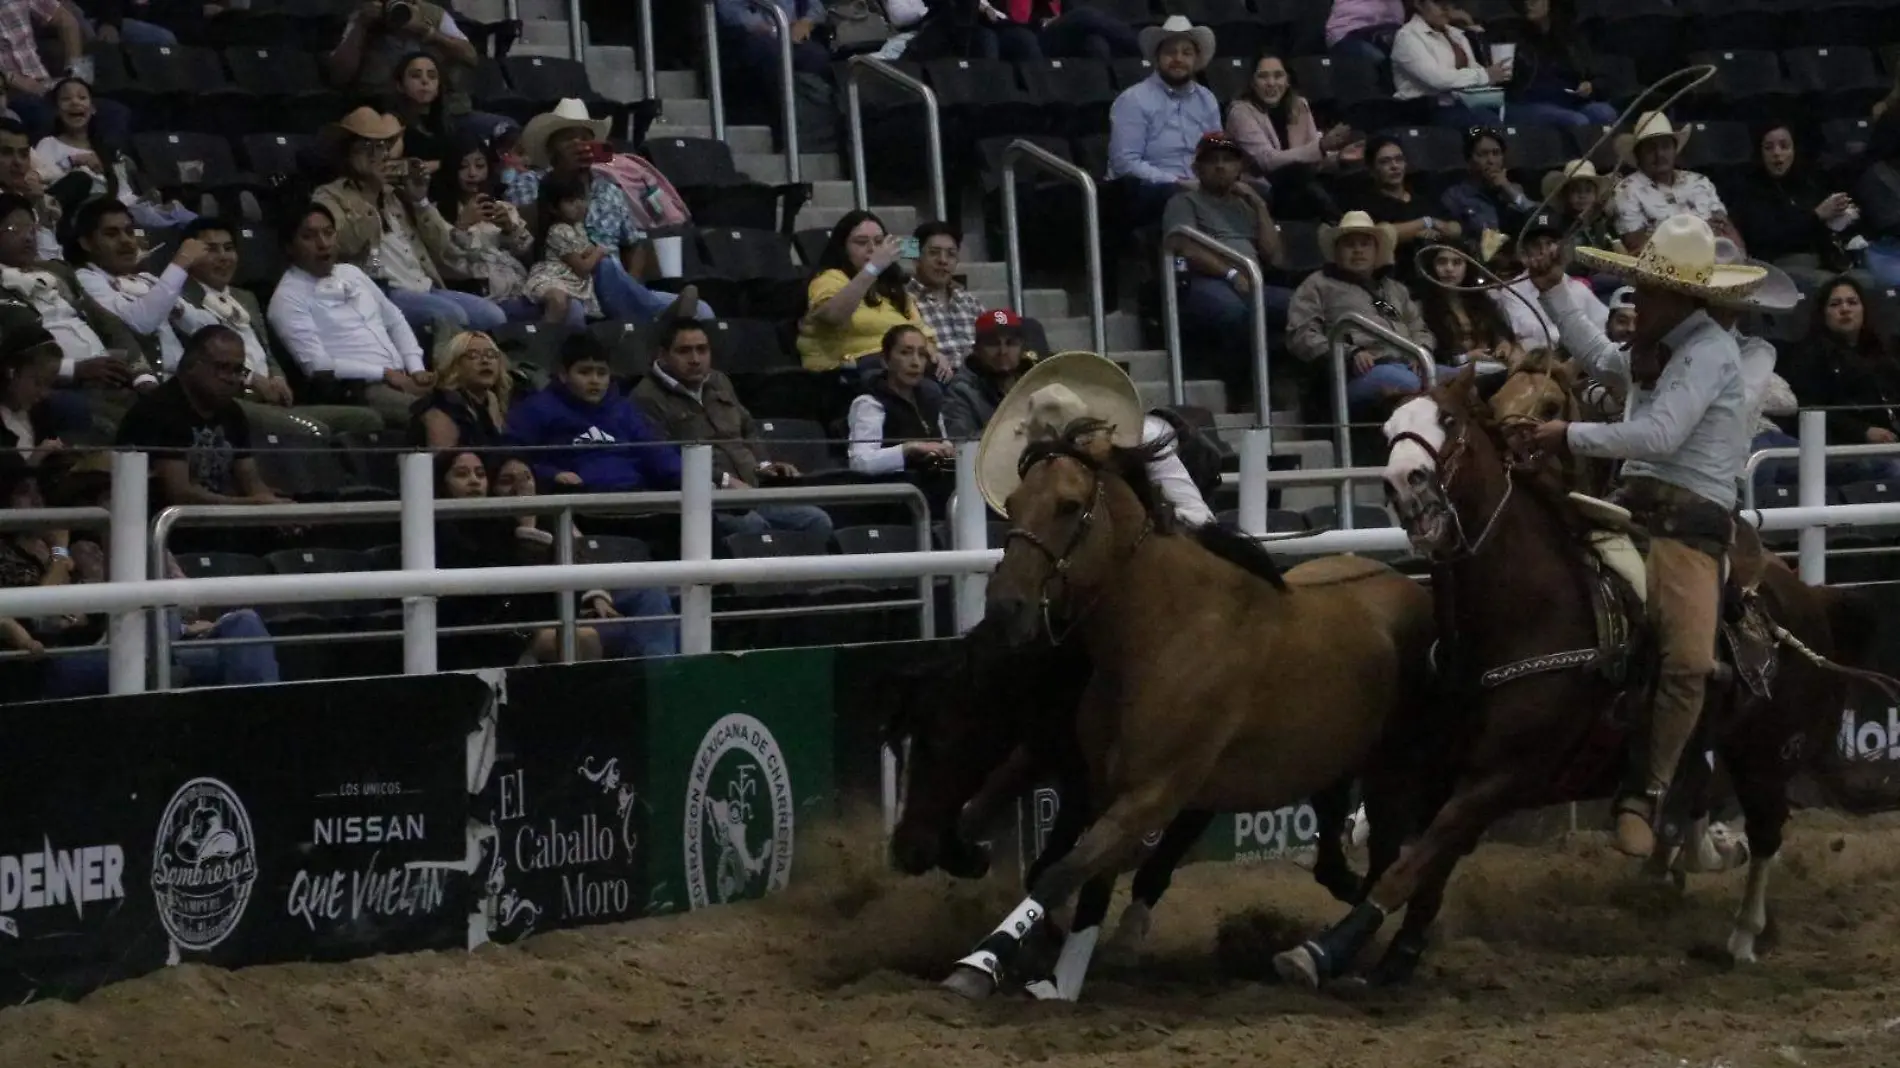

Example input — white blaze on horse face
[1382,395,1446,509]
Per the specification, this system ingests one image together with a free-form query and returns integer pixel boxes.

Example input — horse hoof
[1272,945,1323,990]
[942,965,997,1000]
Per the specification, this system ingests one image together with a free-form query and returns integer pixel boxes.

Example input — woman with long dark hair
[1413,242,1522,368]
[1784,276,1900,479]
[1224,50,1358,219]
[387,52,452,167]
[1726,124,1859,277]
[431,135,540,320]
[1501,0,1616,127]
[797,209,936,372]
[1342,135,1462,277]
[35,77,192,229]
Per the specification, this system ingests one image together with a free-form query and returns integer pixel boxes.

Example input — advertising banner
[0,674,480,1003]
[641,650,837,916]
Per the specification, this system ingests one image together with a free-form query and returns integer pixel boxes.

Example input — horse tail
[1793,585,1900,813]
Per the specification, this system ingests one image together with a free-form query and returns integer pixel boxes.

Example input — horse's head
[986,419,1157,647]
[1488,347,1579,461]
[1383,367,1510,558]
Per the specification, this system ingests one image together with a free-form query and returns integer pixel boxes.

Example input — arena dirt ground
[5,809,1900,1068]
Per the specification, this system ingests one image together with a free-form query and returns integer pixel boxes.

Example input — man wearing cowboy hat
[1524,213,1761,859]
[504,100,713,326]
[1287,210,1441,411]
[1107,16,1221,224]
[1611,112,1738,255]
[1544,159,1617,255]
[977,351,1212,528]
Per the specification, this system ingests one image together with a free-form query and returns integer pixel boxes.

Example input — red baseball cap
[975,308,1022,337]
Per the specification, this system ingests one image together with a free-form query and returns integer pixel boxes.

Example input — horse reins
[1390,423,1515,562]
[1006,459,1153,646]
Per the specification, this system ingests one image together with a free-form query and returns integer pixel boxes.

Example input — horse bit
[1004,457,1151,645]
[1388,418,1514,562]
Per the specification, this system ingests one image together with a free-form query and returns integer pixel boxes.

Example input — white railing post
[951,441,988,634]
[1161,225,1271,418]
[1798,409,1827,584]
[1001,139,1104,356]
[565,0,583,61]
[107,450,148,695]
[556,507,577,662]
[635,0,656,101]
[1238,427,1270,536]
[1325,313,1435,529]
[701,0,726,141]
[399,451,437,675]
[680,445,715,654]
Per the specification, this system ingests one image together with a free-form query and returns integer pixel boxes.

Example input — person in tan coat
[312,108,508,339]
[1285,210,1445,412]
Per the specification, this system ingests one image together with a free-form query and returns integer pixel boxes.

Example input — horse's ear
[1446,363,1482,408]
[1080,430,1116,465]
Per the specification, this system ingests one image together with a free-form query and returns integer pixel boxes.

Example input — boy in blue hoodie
[506,334,684,491]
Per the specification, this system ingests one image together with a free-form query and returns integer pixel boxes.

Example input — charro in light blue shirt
[1107,74,1222,186]
[1542,283,1750,509]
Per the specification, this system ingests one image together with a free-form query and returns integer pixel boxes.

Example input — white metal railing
[636,0,656,101]
[1001,139,1104,357]
[1161,226,1271,421]
[698,0,801,182]
[1324,313,1436,528]
[845,56,946,222]
[567,0,583,61]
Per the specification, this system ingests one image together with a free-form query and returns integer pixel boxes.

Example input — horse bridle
[1004,456,1151,645]
[1389,416,1514,562]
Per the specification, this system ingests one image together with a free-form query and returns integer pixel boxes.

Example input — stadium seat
[252,424,338,499]
[723,527,833,591]
[697,227,807,320]
[1495,123,1569,178]
[1783,47,1886,117]
[228,221,285,291]
[641,136,806,232]
[1682,0,1787,52]
[833,524,927,591]
[1820,117,1875,159]
[241,132,321,184]
[703,317,797,377]
[491,321,573,380]
[1790,0,1887,49]
[125,43,231,96]
[364,543,403,570]
[577,534,653,564]
[85,43,135,97]
[1578,0,1683,84]
[1837,480,1900,543]
[590,319,654,382]
[504,55,618,112]
[1109,57,1155,90]
[1179,0,1270,58]
[1304,504,1394,530]
[331,429,401,494]
[1685,51,1797,121]
[924,58,1042,145]
[1215,509,1308,533]
[1274,220,1325,277]
[756,417,840,476]
[1586,54,1642,108]
[1375,125,1464,184]
[1676,121,1754,180]
[264,547,386,623]
[791,227,829,269]
[174,550,271,579]
[1016,59,1116,138]
[470,57,531,121]
[223,44,328,97]
[1200,56,1252,107]
[132,132,258,213]
[1754,483,1799,547]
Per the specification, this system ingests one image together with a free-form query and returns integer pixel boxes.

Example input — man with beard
[1106,17,1220,224]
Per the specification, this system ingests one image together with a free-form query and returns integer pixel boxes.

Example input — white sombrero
[975,351,1143,514]
[520,98,611,169]
[1318,210,1397,263]
[1614,112,1691,168]
[1540,158,1614,201]
[1137,16,1215,72]
[1573,214,1766,300]
[1709,236,1800,311]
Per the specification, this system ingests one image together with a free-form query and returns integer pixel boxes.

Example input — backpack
[593,154,691,230]
[1148,407,1226,503]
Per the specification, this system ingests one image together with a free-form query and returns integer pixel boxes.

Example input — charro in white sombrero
[975,351,1143,514]
[1614,112,1691,168]
[1573,214,1766,300]
[1318,210,1396,263]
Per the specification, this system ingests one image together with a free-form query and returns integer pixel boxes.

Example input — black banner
[477,661,650,943]
[0,674,482,1003]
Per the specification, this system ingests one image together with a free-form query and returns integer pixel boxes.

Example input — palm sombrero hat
[976,351,1144,514]
[1572,214,1766,301]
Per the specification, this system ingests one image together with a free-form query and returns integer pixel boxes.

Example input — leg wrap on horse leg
[952,896,1046,987]
[1302,900,1389,979]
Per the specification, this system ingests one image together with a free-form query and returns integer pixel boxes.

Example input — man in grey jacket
[943,308,1034,439]
[1525,214,1761,859]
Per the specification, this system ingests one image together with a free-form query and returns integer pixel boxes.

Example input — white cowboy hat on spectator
[1540,158,1614,201]
[520,98,611,169]
[1709,236,1801,311]
[1137,16,1216,71]
[1574,214,1766,300]
[325,107,403,142]
[1613,112,1691,168]
[976,351,1143,514]
[1318,210,1396,264]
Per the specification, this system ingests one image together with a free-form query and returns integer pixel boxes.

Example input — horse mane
[1019,418,1288,590]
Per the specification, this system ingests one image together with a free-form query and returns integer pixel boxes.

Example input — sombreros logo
[151,777,258,953]
[683,713,794,909]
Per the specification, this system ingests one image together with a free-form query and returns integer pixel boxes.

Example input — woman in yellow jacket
[798,210,937,372]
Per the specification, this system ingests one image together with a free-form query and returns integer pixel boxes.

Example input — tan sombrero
[1614,112,1691,168]
[1318,210,1396,264]
[975,351,1143,514]
[1573,214,1766,300]
[325,107,402,143]
[1136,16,1216,72]
[1540,158,1614,201]
[520,98,611,170]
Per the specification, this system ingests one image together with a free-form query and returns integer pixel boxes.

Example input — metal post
[1001,140,1104,355]
[107,450,147,695]
[745,0,801,184]
[845,57,946,221]
[399,451,437,675]
[680,445,715,654]
[702,0,726,141]
[1238,428,1270,536]
[1797,409,1826,583]
[150,506,175,691]
[635,0,656,102]
[881,745,900,839]
[1329,346,1354,527]
[1160,226,1270,417]
[951,441,987,634]
[556,507,577,662]
[1159,241,1185,406]
[566,0,583,61]
[1323,314,1435,531]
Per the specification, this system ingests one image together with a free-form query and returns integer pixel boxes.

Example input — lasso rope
[1407,63,1720,357]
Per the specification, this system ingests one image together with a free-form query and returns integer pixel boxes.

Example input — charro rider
[978,351,1214,529]
[1522,212,1764,858]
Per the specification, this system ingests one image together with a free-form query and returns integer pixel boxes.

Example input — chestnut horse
[938,421,1438,1000]
[1273,372,1885,990]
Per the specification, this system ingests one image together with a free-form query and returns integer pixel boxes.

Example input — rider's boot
[1616,666,1707,856]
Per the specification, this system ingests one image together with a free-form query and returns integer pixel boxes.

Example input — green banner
[642,650,837,916]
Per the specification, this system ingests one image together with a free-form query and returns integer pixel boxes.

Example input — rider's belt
[1610,478,1733,559]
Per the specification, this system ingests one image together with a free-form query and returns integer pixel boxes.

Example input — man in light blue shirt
[1525,214,1763,860]
[1107,17,1221,224]
[715,0,832,91]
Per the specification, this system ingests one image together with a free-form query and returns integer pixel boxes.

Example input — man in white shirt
[1611,114,1737,254]
[69,197,199,372]
[267,202,434,428]
[0,119,61,260]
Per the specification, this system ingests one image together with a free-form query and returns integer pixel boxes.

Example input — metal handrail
[146,480,934,688]
[1324,313,1436,527]
[1001,139,1104,357]
[636,0,656,101]
[697,0,802,183]
[846,56,946,222]
[1741,441,1900,510]
[0,507,108,532]
[566,0,582,61]
[1160,226,1271,420]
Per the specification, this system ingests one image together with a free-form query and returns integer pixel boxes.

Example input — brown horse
[939,420,1438,1000]
[1487,347,1616,497]
[1272,371,1885,990]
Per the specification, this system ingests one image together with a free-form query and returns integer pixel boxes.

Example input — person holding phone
[431,137,544,322]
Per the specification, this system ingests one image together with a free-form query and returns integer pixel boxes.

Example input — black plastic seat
[1685,50,1797,121]
[755,417,840,476]
[1783,47,1886,117]
[174,550,271,579]
[504,55,622,119]
[925,57,1043,144]
[229,221,284,291]
[577,534,653,564]
[832,524,926,591]
[1495,123,1569,178]
[240,132,319,183]
[264,547,382,621]
[1681,0,1788,52]
[132,132,257,203]
[1374,125,1464,183]
[1676,121,1755,181]
[698,226,806,320]
[1201,56,1252,106]
[703,317,797,377]
[590,319,654,382]
[490,321,574,380]
[223,44,326,96]
[1016,58,1116,138]
[332,428,400,492]
[640,136,805,232]
[1179,0,1271,57]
